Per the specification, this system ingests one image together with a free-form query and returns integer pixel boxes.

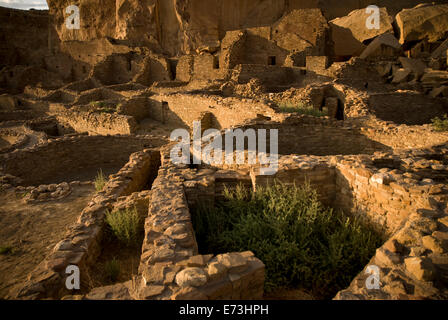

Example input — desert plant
[90,101,116,114]
[278,101,327,117]
[94,169,107,192]
[0,246,14,255]
[105,206,143,247]
[104,258,121,282]
[431,114,448,132]
[192,182,383,298]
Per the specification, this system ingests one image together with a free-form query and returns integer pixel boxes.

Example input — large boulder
[272,9,329,55]
[359,33,402,60]
[395,4,448,44]
[330,7,394,57]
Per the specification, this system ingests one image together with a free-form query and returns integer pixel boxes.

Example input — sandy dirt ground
[0,184,95,298]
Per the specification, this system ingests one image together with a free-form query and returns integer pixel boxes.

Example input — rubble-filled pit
[190,178,384,299]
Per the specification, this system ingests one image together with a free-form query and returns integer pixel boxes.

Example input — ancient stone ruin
[0,0,448,301]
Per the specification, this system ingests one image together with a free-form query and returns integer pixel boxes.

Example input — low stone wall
[247,147,448,299]
[226,116,392,156]
[0,129,28,153]
[232,64,302,85]
[252,157,336,206]
[0,110,39,121]
[0,135,166,186]
[77,151,265,300]
[7,149,162,299]
[117,96,151,122]
[148,93,277,129]
[56,110,138,135]
[176,55,194,82]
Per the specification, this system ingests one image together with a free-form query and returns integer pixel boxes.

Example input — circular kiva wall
[215,117,391,157]
[0,135,162,186]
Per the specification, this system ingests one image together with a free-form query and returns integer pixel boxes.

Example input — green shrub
[192,183,383,298]
[90,101,116,114]
[94,169,107,192]
[104,258,121,282]
[0,246,14,255]
[431,114,448,132]
[278,101,327,117]
[105,207,143,247]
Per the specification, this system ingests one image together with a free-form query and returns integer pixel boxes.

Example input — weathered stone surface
[207,262,228,281]
[330,7,393,57]
[391,68,412,84]
[404,257,435,281]
[138,285,165,299]
[422,235,446,254]
[395,4,448,44]
[217,253,249,273]
[175,268,208,287]
[85,282,133,300]
[398,57,426,79]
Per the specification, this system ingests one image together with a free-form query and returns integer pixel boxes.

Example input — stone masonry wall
[0,135,165,186]
[7,149,162,299]
[78,148,265,300]
[148,94,277,129]
[56,110,138,135]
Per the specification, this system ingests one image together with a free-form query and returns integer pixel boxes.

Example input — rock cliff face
[46,0,448,56]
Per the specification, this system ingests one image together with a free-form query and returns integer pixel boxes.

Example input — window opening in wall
[213,56,220,69]
[161,101,168,124]
[268,56,276,66]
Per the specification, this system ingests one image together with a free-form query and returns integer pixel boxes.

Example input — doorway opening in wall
[336,100,344,120]
[161,101,168,124]
[213,56,220,69]
[268,56,277,66]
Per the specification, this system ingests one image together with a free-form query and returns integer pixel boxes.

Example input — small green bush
[94,169,107,192]
[90,101,116,114]
[192,183,383,298]
[278,101,327,117]
[0,246,14,255]
[431,114,448,132]
[104,258,121,282]
[105,207,143,247]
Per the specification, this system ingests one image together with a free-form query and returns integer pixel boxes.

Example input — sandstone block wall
[56,111,138,135]
[231,64,300,85]
[176,55,194,82]
[0,135,163,186]
[235,116,392,156]
[192,54,226,81]
[306,56,329,72]
[7,148,162,299]
[148,94,276,130]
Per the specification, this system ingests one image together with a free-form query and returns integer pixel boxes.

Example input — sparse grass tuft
[0,246,14,255]
[94,169,107,192]
[431,114,448,132]
[192,182,383,298]
[104,258,121,282]
[278,101,327,117]
[90,101,116,114]
[105,207,143,247]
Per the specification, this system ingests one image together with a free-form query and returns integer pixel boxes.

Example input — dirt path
[0,185,95,298]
